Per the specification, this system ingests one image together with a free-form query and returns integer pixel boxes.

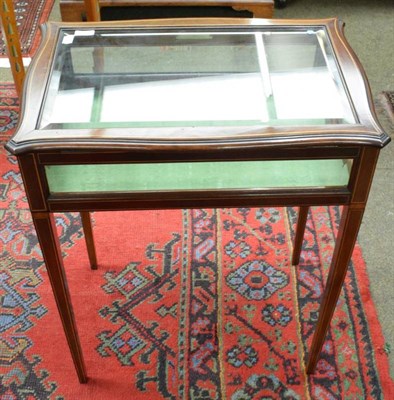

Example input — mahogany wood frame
[5,18,390,384]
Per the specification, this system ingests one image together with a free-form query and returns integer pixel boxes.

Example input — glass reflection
[39,28,356,130]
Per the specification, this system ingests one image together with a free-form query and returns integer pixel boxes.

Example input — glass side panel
[45,159,352,193]
[39,27,356,131]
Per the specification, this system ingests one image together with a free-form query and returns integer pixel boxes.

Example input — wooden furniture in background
[5,18,389,383]
[61,0,274,21]
[83,0,101,21]
[0,0,25,97]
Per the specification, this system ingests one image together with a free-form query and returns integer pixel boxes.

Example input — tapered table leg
[80,212,97,270]
[292,206,309,265]
[32,212,88,383]
[306,205,364,374]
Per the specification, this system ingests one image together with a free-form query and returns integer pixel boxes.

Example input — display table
[5,18,389,383]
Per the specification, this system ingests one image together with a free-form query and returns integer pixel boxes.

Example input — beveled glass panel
[39,27,356,131]
[45,159,352,194]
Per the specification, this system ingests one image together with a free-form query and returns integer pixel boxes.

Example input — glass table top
[39,26,356,130]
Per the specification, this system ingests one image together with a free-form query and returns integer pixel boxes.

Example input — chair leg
[292,206,309,265]
[83,0,100,21]
[80,212,98,270]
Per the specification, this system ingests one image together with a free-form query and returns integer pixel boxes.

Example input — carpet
[379,91,394,124]
[0,0,55,57]
[1,85,393,399]
[0,83,18,141]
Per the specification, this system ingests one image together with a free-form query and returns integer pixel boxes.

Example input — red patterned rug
[0,0,55,57]
[1,85,393,399]
[0,83,18,141]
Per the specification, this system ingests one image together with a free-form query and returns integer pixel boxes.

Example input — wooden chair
[0,0,25,97]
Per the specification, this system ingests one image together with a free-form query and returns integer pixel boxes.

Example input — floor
[1,0,393,378]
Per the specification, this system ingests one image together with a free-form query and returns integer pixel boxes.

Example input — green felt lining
[45,159,352,193]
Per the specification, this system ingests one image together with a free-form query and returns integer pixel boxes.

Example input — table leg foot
[32,212,88,382]
[306,205,364,374]
[81,212,98,270]
[292,206,309,265]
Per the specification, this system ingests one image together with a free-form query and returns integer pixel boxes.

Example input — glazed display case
[6,18,389,383]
